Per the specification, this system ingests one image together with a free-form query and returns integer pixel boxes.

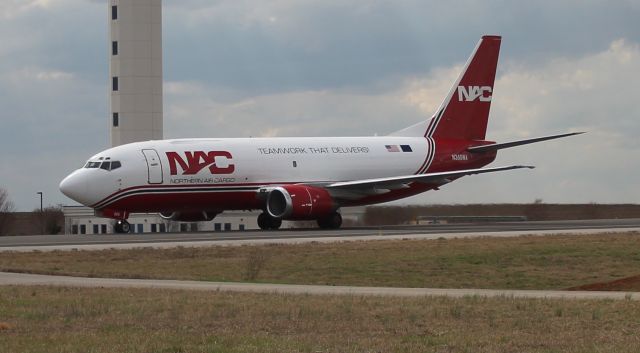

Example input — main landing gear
[257,211,343,230]
[317,211,342,229]
[257,213,282,230]
[114,220,131,233]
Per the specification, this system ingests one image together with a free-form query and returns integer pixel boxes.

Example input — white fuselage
[60,136,436,213]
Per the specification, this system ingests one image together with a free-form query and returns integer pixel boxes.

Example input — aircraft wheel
[257,213,269,230]
[269,217,282,230]
[318,212,342,229]
[114,220,131,233]
[258,213,282,230]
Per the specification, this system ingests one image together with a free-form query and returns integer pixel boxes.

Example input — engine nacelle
[159,211,218,222]
[265,185,336,220]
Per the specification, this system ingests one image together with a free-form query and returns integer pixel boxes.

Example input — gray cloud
[0,0,107,83]
[163,0,640,94]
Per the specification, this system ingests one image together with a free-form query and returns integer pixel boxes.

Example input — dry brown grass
[1,286,640,352]
[2,232,640,290]
[243,246,270,281]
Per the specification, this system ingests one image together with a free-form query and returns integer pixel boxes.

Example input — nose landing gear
[114,220,131,233]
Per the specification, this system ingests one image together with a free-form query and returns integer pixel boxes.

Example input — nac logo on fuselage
[457,86,492,102]
[166,151,235,175]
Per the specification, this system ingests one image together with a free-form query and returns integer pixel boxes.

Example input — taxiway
[1,271,637,301]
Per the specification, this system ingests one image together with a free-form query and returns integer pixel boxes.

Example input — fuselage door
[142,149,163,184]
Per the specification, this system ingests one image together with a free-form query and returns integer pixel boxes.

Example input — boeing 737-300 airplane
[60,35,581,233]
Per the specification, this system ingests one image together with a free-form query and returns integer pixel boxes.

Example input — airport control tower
[109,0,163,147]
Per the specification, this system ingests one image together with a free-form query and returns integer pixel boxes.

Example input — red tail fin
[427,35,501,140]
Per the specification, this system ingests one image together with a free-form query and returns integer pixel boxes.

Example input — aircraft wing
[322,165,534,200]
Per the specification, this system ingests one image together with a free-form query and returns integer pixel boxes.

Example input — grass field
[2,232,640,290]
[1,286,640,353]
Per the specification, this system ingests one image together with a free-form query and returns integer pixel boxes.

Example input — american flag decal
[386,145,413,152]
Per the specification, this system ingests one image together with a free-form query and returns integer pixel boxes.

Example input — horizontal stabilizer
[467,132,585,153]
[326,165,534,194]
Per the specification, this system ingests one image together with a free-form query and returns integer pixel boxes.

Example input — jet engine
[265,185,336,220]
[159,211,219,222]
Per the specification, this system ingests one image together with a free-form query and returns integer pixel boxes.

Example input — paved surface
[1,271,637,300]
[2,219,640,252]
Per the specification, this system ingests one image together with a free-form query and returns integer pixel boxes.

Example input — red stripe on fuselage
[97,182,440,214]
[91,181,319,209]
[103,190,262,213]
[105,185,438,213]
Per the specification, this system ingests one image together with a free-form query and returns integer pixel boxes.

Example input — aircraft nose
[59,172,90,206]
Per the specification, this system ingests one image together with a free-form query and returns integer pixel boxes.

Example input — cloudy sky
[1,0,639,211]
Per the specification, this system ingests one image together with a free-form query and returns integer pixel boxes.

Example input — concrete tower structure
[109,0,163,147]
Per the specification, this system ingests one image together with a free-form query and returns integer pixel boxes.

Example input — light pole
[36,192,43,212]
[36,192,43,234]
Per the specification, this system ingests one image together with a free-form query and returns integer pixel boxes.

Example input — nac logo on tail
[457,86,492,102]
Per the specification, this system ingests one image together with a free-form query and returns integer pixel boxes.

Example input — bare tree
[0,189,15,236]
[36,205,64,235]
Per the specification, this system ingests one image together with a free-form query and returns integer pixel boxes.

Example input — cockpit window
[85,159,122,170]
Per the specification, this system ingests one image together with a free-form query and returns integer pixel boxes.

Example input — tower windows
[112,41,118,55]
[112,76,118,91]
[111,5,117,20]
[113,113,119,127]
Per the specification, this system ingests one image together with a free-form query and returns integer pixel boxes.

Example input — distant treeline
[363,204,640,226]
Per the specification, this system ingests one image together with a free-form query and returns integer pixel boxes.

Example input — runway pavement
[0,271,637,300]
[1,219,639,252]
